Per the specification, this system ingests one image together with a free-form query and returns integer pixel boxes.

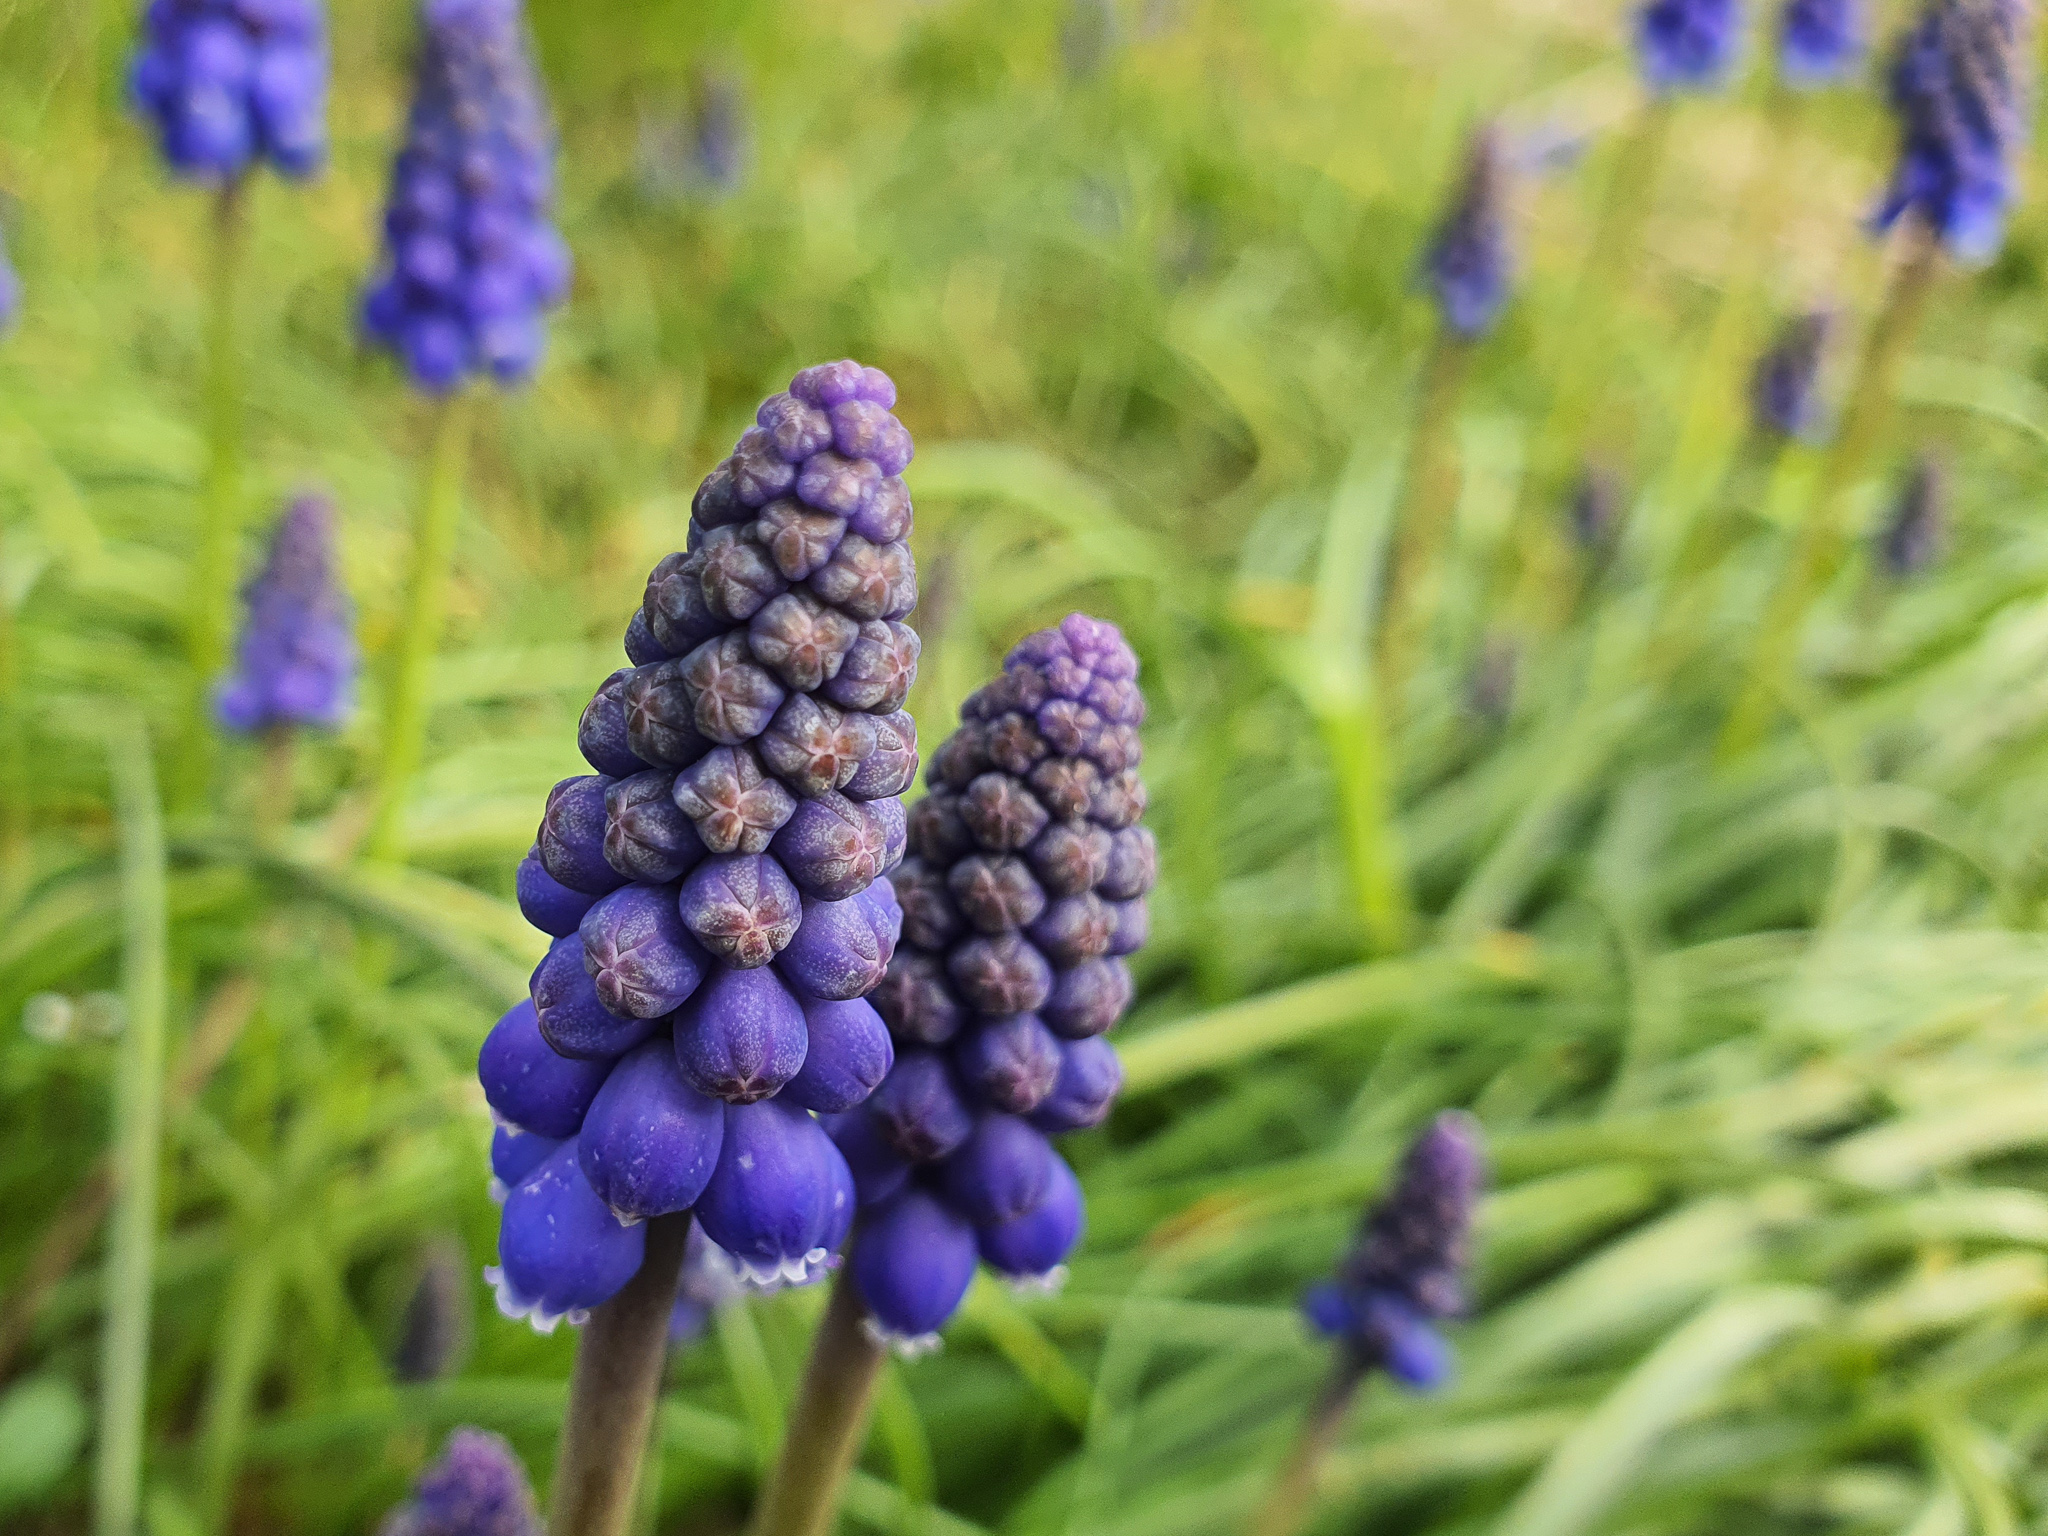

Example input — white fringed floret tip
[483,1265,588,1336]
[732,1246,833,1290]
[488,1175,510,1205]
[1005,1263,1068,1297]
[861,1315,943,1359]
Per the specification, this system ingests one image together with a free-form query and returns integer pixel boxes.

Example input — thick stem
[93,715,169,1536]
[181,178,249,803]
[550,1211,690,1536]
[747,1266,887,1536]
[366,395,472,861]
[1720,224,1942,757]
[1246,1362,1364,1536]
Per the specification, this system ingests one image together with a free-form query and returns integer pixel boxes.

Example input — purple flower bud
[673,745,798,854]
[694,1099,855,1286]
[479,996,611,1137]
[851,1188,979,1349]
[678,853,803,967]
[976,1152,1084,1281]
[849,477,912,545]
[747,589,859,691]
[942,1114,1057,1226]
[1041,958,1132,1038]
[953,1012,1062,1114]
[1105,898,1148,958]
[213,495,356,734]
[538,776,629,897]
[604,770,707,884]
[576,1038,725,1222]
[1100,826,1158,901]
[516,845,597,938]
[1781,0,1866,84]
[843,711,918,801]
[671,963,810,1104]
[866,1047,973,1162]
[380,1428,542,1536]
[489,1139,647,1331]
[822,621,920,713]
[871,951,966,1045]
[1028,1036,1124,1133]
[680,632,787,745]
[132,0,329,183]
[776,886,901,1002]
[781,997,893,1113]
[622,658,712,768]
[490,1124,560,1199]
[758,695,878,798]
[531,934,660,1060]
[579,883,709,1019]
[949,934,1054,1016]
[644,551,723,658]
[1026,894,1115,967]
[772,792,894,900]
[578,668,650,777]
[624,608,670,666]
[949,854,1047,934]
[823,1107,912,1205]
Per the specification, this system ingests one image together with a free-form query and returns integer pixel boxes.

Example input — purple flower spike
[604,770,708,885]
[942,1114,1058,1226]
[1881,453,1948,577]
[479,998,612,1138]
[678,854,803,967]
[361,0,569,392]
[516,845,597,938]
[672,964,811,1104]
[580,884,709,1019]
[851,1189,979,1353]
[694,1099,855,1286]
[539,776,629,897]
[213,495,356,734]
[531,935,660,1060]
[1781,0,1866,83]
[131,0,329,184]
[1027,1036,1123,1133]
[577,1039,725,1222]
[865,1048,973,1162]
[379,1428,542,1536]
[1423,126,1515,340]
[977,1152,1084,1283]
[776,886,901,1002]
[953,1012,1062,1114]
[489,1124,560,1201]
[1304,1111,1485,1388]
[489,1140,647,1332]
[781,997,894,1114]
[1751,310,1834,440]
[1636,0,1746,91]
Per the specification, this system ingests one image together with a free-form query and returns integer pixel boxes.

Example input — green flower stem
[181,177,250,804]
[550,1210,690,1536]
[747,1266,887,1536]
[367,394,473,862]
[1720,223,1942,758]
[94,712,170,1536]
[1246,1360,1364,1536]
[1373,328,1473,732]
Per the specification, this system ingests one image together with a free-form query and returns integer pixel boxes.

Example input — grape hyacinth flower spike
[478,361,917,1536]
[1875,0,2035,263]
[131,0,329,183]
[1250,1113,1485,1536]
[1637,0,1747,91]
[1423,125,1514,340]
[1780,0,1867,84]
[215,494,355,735]
[1880,453,1949,577]
[378,1428,542,1536]
[748,614,1149,1536]
[361,0,573,858]
[1750,309,1834,440]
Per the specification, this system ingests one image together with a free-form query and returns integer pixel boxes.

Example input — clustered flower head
[1303,1112,1484,1389]
[1424,125,1514,339]
[362,0,571,393]
[1780,0,1867,84]
[1750,309,1834,440]
[214,492,357,733]
[1636,0,1747,91]
[131,0,328,182]
[827,614,1151,1351]
[1881,452,1949,576]
[480,361,919,1330]
[1876,0,2036,262]
[378,1428,541,1536]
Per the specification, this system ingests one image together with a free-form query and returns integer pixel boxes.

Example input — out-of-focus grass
[5,0,2048,1532]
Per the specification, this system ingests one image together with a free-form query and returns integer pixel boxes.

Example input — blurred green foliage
[6,0,2048,1533]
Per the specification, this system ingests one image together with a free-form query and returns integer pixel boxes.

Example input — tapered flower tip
[1302,1288,1451,1390]
[577,1039,725,1223]
[694,1099,855,1285]
[539,776,630,897]
[487,1140,647,1333]
[1027,1035,1124,1133]
[977,1151,1084,1284]
[851,1187,980,1354]
[865,1046,974,1163]
[213,494,357,734]
[478,997,612,1139]
[672,963,810,1104]
[1881,453,1949,576]
[678,853,803,968]
[378,1427,542,1536]
[580,883,710,1020]
[942,1113,1058,1227]
[1423,125,1515,339]
[1751,309,1834,439]
[823,1106,913,1206]
[776,885,902,1002]
[1876,0,2035,261]
[516,845,597,938]
[781,997,894,1114]
[1636,0,1746,91]
[531,934,661,1061]
[488,1125,559,1202]
[1781,0,1867,83]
